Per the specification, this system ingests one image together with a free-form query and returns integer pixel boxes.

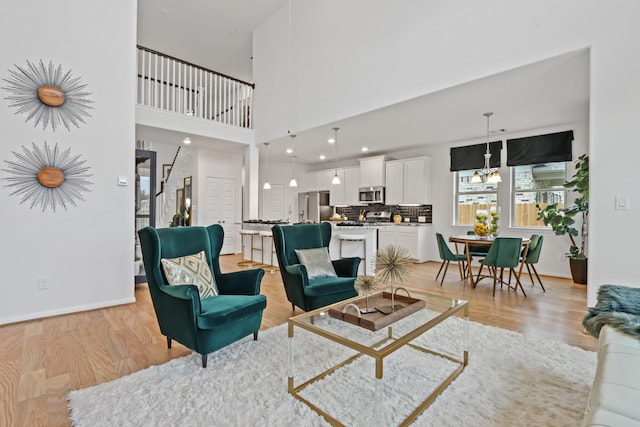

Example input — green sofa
[138,224,266,367]
[272,222,359,312]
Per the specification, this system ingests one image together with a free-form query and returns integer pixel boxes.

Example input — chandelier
[471,112,502,184]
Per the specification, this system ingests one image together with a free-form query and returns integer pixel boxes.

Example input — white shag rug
[68,312,596,426]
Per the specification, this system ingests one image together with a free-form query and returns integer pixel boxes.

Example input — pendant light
[288,133,298,187]
[286,0,298,188]
[331,127,341,185]
[471,112,502,184]
[263,142,271,190]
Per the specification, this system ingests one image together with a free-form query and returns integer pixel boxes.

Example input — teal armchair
[138,225,266,368]
[272,223,359,312]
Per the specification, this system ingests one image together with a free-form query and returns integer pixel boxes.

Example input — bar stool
[338,234,366,275]
[259,230,278,273]
[238,229,260,267]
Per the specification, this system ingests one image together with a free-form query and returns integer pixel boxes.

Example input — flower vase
[490,207,499,237]
[474,210,490,238]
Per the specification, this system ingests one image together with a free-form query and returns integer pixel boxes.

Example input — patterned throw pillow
[295,247,337,280]
[161,251,219,298]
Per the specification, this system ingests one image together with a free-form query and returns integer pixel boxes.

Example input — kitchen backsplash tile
[337,205,432,223]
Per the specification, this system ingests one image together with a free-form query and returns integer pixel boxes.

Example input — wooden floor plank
[0,254,598,426]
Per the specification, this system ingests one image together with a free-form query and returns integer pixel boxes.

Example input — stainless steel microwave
[358,186,385,204]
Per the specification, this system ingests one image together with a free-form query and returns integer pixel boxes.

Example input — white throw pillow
[161,250,219,298]
[295,247,337,280]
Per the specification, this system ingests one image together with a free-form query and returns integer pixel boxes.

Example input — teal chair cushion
[197,294,267,329]
[304,276,358,297]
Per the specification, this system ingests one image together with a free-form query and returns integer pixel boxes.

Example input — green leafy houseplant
[536,154,589,259]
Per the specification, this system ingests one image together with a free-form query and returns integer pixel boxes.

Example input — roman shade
[506,131,573,166]
[450,141,502,172]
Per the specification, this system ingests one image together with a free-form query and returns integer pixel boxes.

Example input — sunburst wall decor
[2,60,93,132]
[2,142,92,212]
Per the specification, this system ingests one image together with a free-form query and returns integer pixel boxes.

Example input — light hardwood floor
[0,254,597,426]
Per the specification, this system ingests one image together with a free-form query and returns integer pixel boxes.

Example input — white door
[206,177,236,254]
[263,184,284,220]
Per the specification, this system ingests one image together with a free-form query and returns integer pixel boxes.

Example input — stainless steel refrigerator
[298,191,332,223]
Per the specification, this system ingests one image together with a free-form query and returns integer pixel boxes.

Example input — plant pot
[569,257,588,285]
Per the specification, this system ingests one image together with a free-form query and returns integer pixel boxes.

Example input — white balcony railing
[136,46,253,129]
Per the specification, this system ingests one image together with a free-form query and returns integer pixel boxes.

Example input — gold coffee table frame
[287,289,469,426]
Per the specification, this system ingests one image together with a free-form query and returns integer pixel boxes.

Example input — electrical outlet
[38,276,49,290]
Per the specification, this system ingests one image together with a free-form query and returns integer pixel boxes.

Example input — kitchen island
[241,221,434,273]
[327,223,378,275]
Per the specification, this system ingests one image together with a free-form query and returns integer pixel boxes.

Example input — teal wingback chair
[272,223,359,312]
[138,225,266,368]
[476,237,526,297]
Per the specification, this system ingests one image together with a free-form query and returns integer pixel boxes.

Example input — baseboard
[0,297,137,326]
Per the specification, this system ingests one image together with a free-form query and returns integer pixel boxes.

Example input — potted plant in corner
[536,154,589,284]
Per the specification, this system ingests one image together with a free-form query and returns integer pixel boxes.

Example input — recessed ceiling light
[361,147,369,152]
[183,137,191,144]
[286,148,293,154]
[319,154,326,160]
[327,138,335,144]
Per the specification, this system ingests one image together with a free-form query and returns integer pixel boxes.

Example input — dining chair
[435,233,468,285]
[476,237,526,297]
[466,230,490,257]
[524,234,545,291]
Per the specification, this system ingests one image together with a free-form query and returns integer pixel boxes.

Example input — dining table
[448,235,530,289]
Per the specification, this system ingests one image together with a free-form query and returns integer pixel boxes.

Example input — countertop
[330,221,431,229]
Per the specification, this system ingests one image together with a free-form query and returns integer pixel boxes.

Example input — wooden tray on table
[328,291,426,331]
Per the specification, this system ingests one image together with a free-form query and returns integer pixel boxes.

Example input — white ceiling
[136,1,590,167]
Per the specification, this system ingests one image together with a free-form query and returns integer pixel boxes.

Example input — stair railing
[137,45,254,129]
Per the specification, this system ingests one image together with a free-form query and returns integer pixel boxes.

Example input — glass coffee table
[287,288,469,426]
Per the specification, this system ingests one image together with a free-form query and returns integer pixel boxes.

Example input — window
[512,162,566,227]
[455,170,498,225]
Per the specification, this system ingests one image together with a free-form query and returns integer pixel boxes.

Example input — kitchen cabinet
[300,172,317,193]
[384,156,432,205]
[329,167,360,206]
[377,225,433,263]
[317,169,336,191]
[385,161,404,205]
[329,169,345,205]
[359,155,386,188]
[344,167,361,205]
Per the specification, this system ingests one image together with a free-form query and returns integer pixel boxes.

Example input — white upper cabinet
[359,155,386,188]
[344,167,361,205]
[329,167,360,206]
[329,169,345,206]
[385,161,404,205]
[317,169,336,191]
[385,156,432,205]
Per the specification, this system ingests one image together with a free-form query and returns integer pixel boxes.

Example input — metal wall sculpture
[2,142,93,212]
[2,60,93,131]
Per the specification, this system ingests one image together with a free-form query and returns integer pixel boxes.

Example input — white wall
[254,0,640,305]
[0,1,137,323]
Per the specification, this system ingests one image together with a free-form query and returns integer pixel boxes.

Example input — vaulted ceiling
[136,1,589,166]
